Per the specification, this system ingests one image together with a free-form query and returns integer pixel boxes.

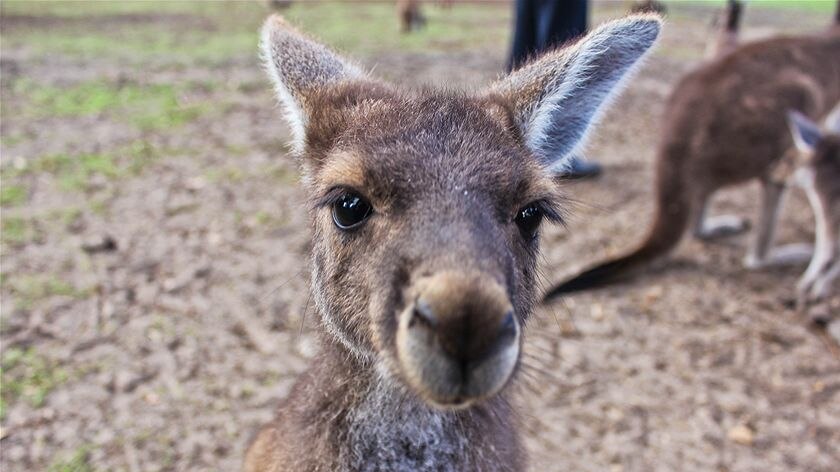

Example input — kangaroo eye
[332,192,372,230]
[514,203,543,239]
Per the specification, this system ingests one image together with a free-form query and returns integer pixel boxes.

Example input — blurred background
[1,1,838,471]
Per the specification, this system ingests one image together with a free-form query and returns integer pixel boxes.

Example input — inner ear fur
[486,15,662,170]
[261,15,369,153]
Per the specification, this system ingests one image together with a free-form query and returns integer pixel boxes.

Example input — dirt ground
[1,1,839,471]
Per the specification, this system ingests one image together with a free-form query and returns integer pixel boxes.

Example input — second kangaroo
[545,21,840,300]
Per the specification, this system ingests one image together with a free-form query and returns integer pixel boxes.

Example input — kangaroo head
[788,108,840,189]
[261,15,660,408]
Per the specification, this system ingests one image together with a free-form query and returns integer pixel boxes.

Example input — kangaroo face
[309,92,560,406]
[261,15,660,408]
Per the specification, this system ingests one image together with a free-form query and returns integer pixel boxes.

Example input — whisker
[258,267,308,306]
[297,290,313,341]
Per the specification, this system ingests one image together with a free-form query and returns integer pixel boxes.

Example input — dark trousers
[508,0,589,71]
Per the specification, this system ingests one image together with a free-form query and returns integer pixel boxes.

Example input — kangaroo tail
[543,142,692,301]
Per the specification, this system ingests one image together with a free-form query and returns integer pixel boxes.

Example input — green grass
[1,1,264,64]
[283,2,511,54]
[0,183,27,206]
[64,155,117,191]
[47,447,95,472]
[1,0,511,64]
[1,0,831,68]
[17,80,208,131]
[1,215,35,245]
[28,153,119,192]
[0,0,213,17]
[701,0,836,13]
[4,274,92,310]
[1,207,90,247]
[3,141,167,194]
[48,206,84,229]
[1,348,68,415]
[204,165,245,183]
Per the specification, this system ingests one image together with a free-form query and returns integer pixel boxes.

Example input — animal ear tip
[635,16,663,42]
[621,13,662,29]
[262,14,296,40]
[598,14,661,48]
[264,14,287,28]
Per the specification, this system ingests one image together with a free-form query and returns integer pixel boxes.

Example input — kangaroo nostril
[410,300,437,328]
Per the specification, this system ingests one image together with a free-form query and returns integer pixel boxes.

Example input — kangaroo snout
[396,271,520,408]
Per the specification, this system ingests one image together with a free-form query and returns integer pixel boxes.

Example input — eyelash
[525,199,564,225]
[314,186,364,209]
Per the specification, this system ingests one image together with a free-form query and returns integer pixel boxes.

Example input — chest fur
[336,386,473,472]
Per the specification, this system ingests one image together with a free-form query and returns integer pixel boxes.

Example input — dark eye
[515,203,543,239]
[332,192,372,230]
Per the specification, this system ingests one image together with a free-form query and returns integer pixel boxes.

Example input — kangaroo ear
[488,15,661,171]
[260,15,364,152]
[824,103,840,135]
[787,110,822,154]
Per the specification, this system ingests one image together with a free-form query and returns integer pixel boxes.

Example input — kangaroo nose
[396,272,520,408]
[408,301,517,365]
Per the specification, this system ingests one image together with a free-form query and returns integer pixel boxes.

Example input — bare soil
[1,2,838,471]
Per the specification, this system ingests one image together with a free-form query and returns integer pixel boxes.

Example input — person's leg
[538,0,588,50]
[508,0,538,71]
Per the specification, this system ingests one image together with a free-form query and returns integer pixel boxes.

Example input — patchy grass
[1,348,68,414]
[695,0,837,12]
[26,153,119,192]
[284,2,510,54]
[0,183,28,206]
[5,27,261,65]
[9,0,827,65]
[204,166,246,183]
[0,134,26,147]
[8,141,167,194]
[1,0,264,65]
[1,215,36,246]
[87,198,110,216]
[1,0,510,64]
[4,274,92,311]
[17,80,208,131]
[48,206,84,230]
[1,0,830,68]
[0,0,210,17]
[265,164,298,186]
[47,446,95,472]
[1,207,87,247]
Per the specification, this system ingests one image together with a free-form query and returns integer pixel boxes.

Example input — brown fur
[245,86,545,472]
[545,30,840,300]
[248,15,660,471]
